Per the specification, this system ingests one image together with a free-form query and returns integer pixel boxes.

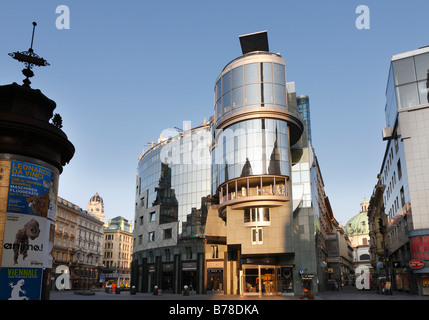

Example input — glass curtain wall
[137,126,212,237]
[212,118,289,194]
[215,61,287,123]
[385,52,429,127]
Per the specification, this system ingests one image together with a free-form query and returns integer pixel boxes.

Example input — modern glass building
[133,123,212,293]
[132,31,336,297]
[378,45,429,295]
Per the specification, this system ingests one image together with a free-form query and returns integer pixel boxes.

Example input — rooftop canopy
[239,30,269,54]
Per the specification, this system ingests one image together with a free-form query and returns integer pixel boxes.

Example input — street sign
[409,259,424,269]
[299,269,305,275]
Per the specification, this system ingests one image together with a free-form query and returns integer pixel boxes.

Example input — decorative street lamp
[8,22,50,87]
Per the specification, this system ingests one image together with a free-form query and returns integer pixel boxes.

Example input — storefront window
[243,268,259,293]
[242,266,286,295]
[281,267,294,294]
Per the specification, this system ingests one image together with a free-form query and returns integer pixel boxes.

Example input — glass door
[261,267,276,294]
[243,267,259,294]
[242,265,282,295]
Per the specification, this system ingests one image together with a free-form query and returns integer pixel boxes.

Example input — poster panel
[1,213,49,268]
[6,160,57,219]
[0,267,43,300]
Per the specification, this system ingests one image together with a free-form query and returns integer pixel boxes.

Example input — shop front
[162,263,174,292]
[147,264,156,292]
[207,260,224,291]
[182,261,198,292]
[413,268,429,296]
[240,265,294,296]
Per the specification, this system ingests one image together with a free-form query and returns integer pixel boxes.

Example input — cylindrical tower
[212,31,303,214]
[0,83,74,300]
[211,31,304,295]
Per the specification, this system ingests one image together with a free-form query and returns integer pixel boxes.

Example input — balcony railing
[218,175,289,210]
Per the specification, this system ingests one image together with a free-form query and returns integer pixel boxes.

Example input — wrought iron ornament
[9,22,50,87]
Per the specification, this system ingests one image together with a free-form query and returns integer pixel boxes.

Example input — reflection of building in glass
[290,87,353,292]
[132,31,341,296]
[371,45,429,296]
[133,124,213,293]
[297,95,312,143]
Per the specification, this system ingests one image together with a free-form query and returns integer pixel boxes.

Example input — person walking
[297,287,314,300]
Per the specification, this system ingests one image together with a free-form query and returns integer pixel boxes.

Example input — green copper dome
[345,212,369,236]
[345,199,370,236]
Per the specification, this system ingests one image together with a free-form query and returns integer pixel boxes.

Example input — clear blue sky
[1,0,428,225]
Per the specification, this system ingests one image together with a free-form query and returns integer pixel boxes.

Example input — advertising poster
[0,267,43,300]
[6,160,56,219]
[1,213,49,268]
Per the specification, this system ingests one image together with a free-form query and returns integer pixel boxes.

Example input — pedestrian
[297,287,314,300]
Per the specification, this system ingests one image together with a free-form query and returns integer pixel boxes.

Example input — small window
[397,159,402,180]
[150,212,156,222]
[164,228,172,239]
[244,208,270,225]
[165,249,171,261]
[148,231,155,242]
[211,245,218,259]
[251,227,263,245]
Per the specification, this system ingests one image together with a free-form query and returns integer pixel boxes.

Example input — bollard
[130,286,136,295]
[183,285,189,296]
[153,285,158,295]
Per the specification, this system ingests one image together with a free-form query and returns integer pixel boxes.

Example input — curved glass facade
[215,57,287,124]
[212,118,289,194]
[136,126,211,237]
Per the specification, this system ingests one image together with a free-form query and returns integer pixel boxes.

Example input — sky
[1,0,428,226]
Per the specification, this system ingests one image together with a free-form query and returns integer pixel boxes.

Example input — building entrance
[241,265,288,295]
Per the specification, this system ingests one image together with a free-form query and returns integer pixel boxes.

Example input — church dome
[345,211,369,236]
[89,192,103,204]
[345,198,370,236]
